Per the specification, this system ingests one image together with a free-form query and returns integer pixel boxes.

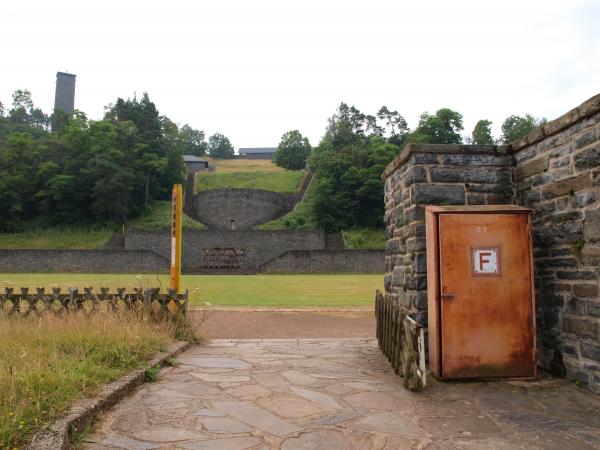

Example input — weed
[144,366,160,382]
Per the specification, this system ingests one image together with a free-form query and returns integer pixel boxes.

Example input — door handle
[441,293,455,301]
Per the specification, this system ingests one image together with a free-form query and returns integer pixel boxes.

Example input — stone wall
[382,144,515,323]
[125,229,325,271]
[0,249,168,273]
[512,94,600,390]
[382,93,600,393]
[194,188,297,230]
[260,249,385,273]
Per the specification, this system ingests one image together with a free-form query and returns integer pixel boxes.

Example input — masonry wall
[260,249,385,273]
[382,144,514,324]
[0,249,168,273]
[382,93,600,393]
[194,188,297,230]
[512,94,600,391]
[125,229,325,271]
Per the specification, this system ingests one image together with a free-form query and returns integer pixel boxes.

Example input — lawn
[0,312,175,449]
[0,228,113,250]
[195,170,304,194]
[0,274,383,308]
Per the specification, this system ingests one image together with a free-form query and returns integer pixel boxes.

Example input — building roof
[238,147,277,154]
[182,155,208,163]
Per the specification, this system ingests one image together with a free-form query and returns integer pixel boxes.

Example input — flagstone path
[85,339,600,449]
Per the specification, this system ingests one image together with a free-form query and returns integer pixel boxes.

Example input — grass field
[0,274,382,308]
[195,170,304,194]
[0,313,175,448]
[344,229,386,249]
[205,158,286,173]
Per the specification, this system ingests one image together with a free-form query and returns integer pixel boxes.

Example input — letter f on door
[479,252,492,271]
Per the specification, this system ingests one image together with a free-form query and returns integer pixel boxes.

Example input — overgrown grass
[0,274,383,308]
[129,201,204,230]
[0,228,112,250]
[259,178,318,230]
[195,170,304,194]
[0,312,176,449]
[205,158,286,173]
[344,229,386,249]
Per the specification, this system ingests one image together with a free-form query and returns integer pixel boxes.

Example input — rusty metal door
[439,213,534,379]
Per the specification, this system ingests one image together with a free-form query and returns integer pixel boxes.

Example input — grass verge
[0,228,112,250]
[0,312,177,449]
[1,274,383,308]
[195,170,304,194]
[344,229,386,249]
[129,201,204,230]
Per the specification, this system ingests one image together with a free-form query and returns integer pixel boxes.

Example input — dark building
[183,155,209,173]
[238,147,277,160]
[54,72,76,113]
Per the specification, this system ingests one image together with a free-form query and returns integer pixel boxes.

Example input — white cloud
[1,0,598,146]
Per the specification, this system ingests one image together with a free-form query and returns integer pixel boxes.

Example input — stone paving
[85,339,600,449]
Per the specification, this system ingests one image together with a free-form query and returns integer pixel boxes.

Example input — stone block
[572,191,597,208]
[584,210,600,243]
[516,157,549,181]
[589,303,600,318]
[574,284,598,298]
[534,222,582,245]
[404,205,426,222]
[430,167,511,184]
[411,184,465,205]
[563,316,599,339]
[467,193,486,205]
[574,146,600,171]
[412,253,427,274]
[441,154,513,166]
[548,211,583,223]
[582,246,600,265]
[541,173,593,200]
[557,270,599,280]
[411,153,439,164]
[404,166,427,187]
[581,341,600,362]
[574,129,598,149]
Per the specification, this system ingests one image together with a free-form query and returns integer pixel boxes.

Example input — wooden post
[170,184,183,294]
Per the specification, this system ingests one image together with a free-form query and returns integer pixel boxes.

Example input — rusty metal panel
[426,207,536,380]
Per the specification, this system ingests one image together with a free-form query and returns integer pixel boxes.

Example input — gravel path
[193,309,375,339]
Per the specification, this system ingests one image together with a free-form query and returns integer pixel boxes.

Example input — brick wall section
[260,249,385,273]
[382,144,514,324]
[512,94,600,391]
[0,249,168,273]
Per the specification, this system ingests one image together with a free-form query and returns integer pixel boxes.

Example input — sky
[1,0,599,149]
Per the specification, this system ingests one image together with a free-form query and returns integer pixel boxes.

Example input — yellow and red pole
[170,184,183,293]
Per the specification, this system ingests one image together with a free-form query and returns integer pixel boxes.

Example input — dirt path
[192,309,375,339]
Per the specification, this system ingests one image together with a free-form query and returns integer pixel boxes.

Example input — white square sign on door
[472,247,500,276]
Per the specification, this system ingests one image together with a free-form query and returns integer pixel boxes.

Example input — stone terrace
[84,339,600,449]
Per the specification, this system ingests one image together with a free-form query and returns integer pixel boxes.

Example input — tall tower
[54,72,76,113]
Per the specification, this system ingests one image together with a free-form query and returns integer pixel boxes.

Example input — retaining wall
[194,188,297,230]
[0,249,168,273]
[125,229,325,270]
[260,249,385,273]
[382,93,600,393]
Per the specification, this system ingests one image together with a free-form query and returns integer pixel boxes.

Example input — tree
[471,119,494,144]
[274,130,311,170]
[408,108,463,144]
[179,124,207,156]
[500,114,546,143]
[208,132,234,159]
